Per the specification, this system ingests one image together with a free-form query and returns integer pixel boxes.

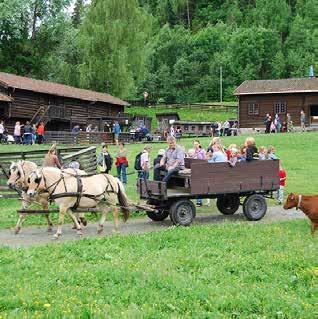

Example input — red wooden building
[0,72,129,133]
[234,78,318,128]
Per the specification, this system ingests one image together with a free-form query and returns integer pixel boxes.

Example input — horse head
[27,169,43,197]
[7,161,37,190]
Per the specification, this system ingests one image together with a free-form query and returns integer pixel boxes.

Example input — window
[274,101,286,114]
[198,125,203,131]
[248,103,259,115]
[191,126,195,131]
[184,125,188,131]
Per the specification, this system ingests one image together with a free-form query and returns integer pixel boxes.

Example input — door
[310,105,318,125]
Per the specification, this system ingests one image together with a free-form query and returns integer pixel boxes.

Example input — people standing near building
[37,122,45,144]
[97,144,113,174]
[154,136,185,185]
[43,144,63,168]
[0,120,4,143]
[86,124,92,132]
[276,161,286,205]
[264,114,272,134]
[286,113,293,132]
[143,91,149,107]
[223,120,230,136]
[274,114,281,133]
[169,125,175,138]
[23,121,32,145]
[32,124,37,144]
[14,121,22,144]
[115,142,128,186]
[113,121,121,145]
[300,110,306,132]
[139,144,152,180]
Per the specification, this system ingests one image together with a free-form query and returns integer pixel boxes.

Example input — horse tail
[117,179,130,222]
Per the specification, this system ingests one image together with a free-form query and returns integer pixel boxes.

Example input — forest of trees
[0,0,317,103]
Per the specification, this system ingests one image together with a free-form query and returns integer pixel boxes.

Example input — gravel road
[0,207,305,248]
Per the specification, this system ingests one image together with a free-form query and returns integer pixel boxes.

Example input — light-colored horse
[27,167,130,239]
[7,161,87,234]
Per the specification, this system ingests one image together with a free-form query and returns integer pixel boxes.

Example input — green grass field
[0,221,317,318]
[1,132,318,229]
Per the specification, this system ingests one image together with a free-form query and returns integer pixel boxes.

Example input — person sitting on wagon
[245,137,258,161]
[154,136,185,184]
[43,144,63,169]
[208,144,227,163]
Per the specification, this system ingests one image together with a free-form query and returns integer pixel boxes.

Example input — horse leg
[79,212,87,226]
[67,210,83,236]
[15,193,30,234]
[39,198,53,232]
[53,207,67,239]
[111,206,119,233]
[97,206,109,234]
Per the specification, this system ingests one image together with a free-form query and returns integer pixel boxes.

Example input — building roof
[155,112,180,120]
[234,78,318,96]
[0,92,12,102]
[0,72,129,106]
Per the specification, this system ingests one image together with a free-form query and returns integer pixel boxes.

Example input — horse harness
[37,171,115,210]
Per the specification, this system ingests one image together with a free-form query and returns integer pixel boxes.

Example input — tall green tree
[77,0,152,98]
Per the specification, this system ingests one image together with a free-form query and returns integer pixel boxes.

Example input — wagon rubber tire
[146,199,169,221]
[216,194,240,215]
[169,199,196,226]
[243,194,267,221]
[146,210,169,222]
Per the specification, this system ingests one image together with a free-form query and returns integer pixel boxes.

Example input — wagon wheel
[146,200,169,221]
[170,199,196,226]
[243,194,267,221]
[216,194,240,215]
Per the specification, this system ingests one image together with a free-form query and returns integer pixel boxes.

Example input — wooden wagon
[137,159,280,226]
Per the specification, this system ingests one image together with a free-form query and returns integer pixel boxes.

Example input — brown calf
[283,193,318,236]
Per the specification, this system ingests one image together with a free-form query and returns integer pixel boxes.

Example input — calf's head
[283,193,297,210]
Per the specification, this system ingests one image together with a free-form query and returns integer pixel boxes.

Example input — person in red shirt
[276,160,286,204]
[37,122,45,144]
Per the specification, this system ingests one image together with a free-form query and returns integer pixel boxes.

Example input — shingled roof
[0,92,12,102]
[0,72,129,106]
[234,78,318,95]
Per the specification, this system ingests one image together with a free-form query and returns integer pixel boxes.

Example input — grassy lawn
[125,105,237,129]
[1,132,318,229]
[0,220,316,318]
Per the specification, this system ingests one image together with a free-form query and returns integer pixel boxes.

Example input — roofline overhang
[234,90,318,96]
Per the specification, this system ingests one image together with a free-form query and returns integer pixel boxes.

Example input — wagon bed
[137,159,280,225]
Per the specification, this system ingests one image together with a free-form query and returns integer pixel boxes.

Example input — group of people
[0,120,45,144]
[264,110,306,134]
[135,136,286,205]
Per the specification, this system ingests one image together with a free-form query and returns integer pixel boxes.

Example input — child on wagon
[245,137,258,161]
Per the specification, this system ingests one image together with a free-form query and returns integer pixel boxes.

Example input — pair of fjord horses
[7,161,130,239]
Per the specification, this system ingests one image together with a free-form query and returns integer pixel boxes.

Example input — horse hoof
[47,227,53,232]
[97,228,103,234]
[76,230,83,236]
[14,227,21,234]
[80,218,88,226]
[53,233,61,240]
[72,225,77,230]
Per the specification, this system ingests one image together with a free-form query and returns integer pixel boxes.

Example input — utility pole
[186,0,190,28]
[220,66,223,104]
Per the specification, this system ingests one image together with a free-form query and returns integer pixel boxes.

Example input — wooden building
[156,113,180,131]
[0,72,129,133]
[173,121,212,136]
[234,78,318,128]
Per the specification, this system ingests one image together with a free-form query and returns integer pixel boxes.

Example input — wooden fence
[0,146,96,199]
[45,131,134,145]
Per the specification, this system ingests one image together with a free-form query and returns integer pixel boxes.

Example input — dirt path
[0,207,305,248]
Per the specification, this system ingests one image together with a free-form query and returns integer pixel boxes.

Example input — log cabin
[234,77,318,128]
[0,72,129,133]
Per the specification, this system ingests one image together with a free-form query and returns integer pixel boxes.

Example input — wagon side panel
[190,160,279,195]
[137,179,167,199]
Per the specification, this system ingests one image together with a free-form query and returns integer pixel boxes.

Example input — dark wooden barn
[156,112,180,132]
[234,78,318,128]
[0,72,129,133]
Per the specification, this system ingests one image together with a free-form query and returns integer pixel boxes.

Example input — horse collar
[297,195,302,210]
